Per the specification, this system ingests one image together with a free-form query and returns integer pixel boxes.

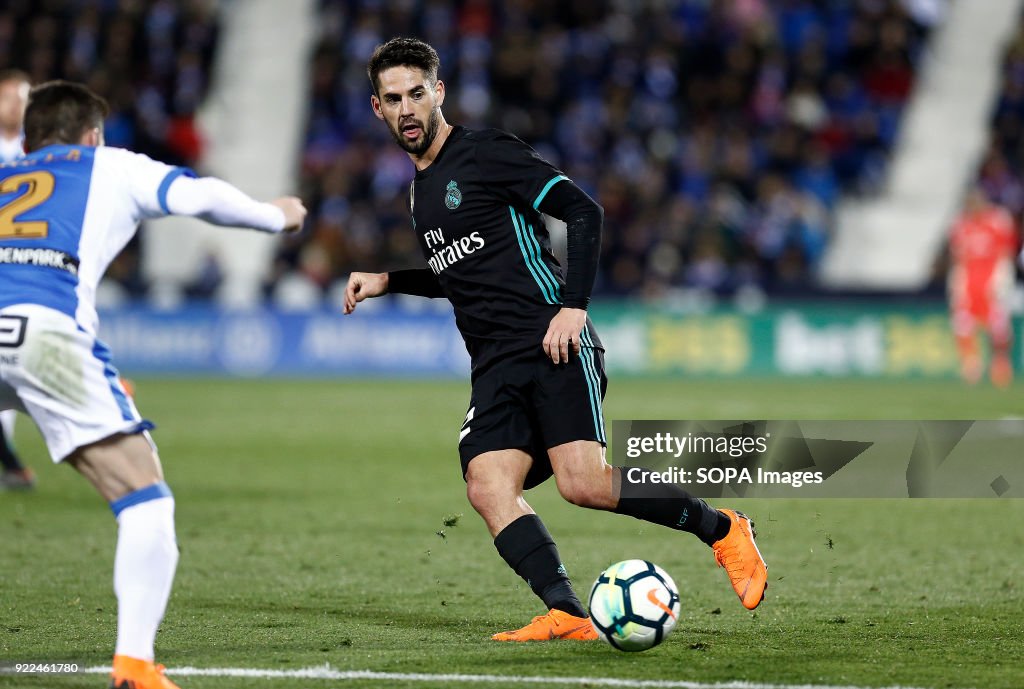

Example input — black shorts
[458,346,608,490]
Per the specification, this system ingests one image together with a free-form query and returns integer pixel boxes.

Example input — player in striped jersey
[0,81,306,689]
[344,38,768,642]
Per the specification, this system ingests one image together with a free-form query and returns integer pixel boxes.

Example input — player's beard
[391,106,441,156]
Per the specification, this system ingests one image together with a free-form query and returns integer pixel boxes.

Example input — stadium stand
[0,0,218,165]
[278,0,938,304]
[0,0,220,298]
[983,11,1024,216]
[0,0,940,303]
[822,0,1017,290]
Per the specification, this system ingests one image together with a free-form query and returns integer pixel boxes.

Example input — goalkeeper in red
[949,187,1019,387]
[345,38,768,641]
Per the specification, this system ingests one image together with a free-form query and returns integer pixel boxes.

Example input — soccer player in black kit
[345,37,768,641]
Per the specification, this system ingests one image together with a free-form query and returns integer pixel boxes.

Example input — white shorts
[0,304,153,463]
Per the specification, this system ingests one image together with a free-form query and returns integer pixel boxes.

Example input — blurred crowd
[927,9,1024,288]
[980,12,1024,219]
[0,0,942,303]
[279,0,941,303]
[0,0,218,165]
[0,0,219,296]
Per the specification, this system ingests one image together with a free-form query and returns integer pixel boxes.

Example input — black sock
[613,467,731,546]
[0,426,24,472]
[493,514,587,618]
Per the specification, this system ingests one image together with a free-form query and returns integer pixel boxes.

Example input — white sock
[113,496,178,660]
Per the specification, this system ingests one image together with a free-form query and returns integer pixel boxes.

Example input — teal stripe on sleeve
[509,207,557,304]
[533,174,569,210]
[521,214,562,303]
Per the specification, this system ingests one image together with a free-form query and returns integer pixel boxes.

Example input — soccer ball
[588,559,680,652]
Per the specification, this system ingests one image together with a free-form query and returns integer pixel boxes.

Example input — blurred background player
[948,186,1019,386]
[0,81,306,689]
[0,69,27,162]
[0,68,33,490]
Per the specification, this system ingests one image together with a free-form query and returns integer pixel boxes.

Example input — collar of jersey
[414,125,464,179]
[24,143,90,160]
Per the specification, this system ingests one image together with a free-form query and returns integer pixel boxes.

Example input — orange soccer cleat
[109,655,181,689]
[491,608,599,641]
[712,509,768,610]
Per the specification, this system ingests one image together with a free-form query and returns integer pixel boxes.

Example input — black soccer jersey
[407,126,603,375]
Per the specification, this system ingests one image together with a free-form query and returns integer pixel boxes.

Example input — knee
[465,477,495,514]
[556,475,609,509]
[466,470,516,516]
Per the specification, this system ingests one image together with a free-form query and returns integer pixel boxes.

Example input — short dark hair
[367,37,440,97]
[23,80,109,152]
[0,68,30,86]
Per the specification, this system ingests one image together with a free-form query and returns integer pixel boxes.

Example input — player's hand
[543,307,586,364]
[271,196,307,233]
[343,272,388,314]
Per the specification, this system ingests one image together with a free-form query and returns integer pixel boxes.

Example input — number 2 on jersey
[0,171,55,239]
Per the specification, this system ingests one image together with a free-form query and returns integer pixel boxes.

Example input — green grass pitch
[1,378,1022,688]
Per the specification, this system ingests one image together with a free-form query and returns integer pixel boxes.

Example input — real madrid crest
[445,180,462,210]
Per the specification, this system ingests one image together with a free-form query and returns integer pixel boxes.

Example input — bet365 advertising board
[97,301,1018,378]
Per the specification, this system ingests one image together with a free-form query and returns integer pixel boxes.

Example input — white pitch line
[70,664,963,689]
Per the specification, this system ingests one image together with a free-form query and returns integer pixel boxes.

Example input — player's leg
[985,281,1013,387]
[547,440,725,541]
[0,311,34,489]
[547,440,766,609]
[2,305,179,688]
[460,362,595,641]
[986,307,1013,388]
[0,409,35,490]
[464,448,533,537]
[464,448,595,641]
[980,261,1015,387]
[67,432,180,689]
[538,347,767,610]
[550,440,728,543]
[951,286,983,384]
[537,348,727,539]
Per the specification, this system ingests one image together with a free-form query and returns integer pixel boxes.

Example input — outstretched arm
[343,268,443,315]
[164,176,306,233]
